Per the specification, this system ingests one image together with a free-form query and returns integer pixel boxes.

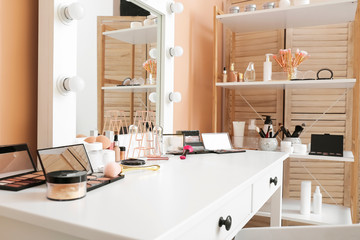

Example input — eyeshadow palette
[0,144,46,191]
[37,144,124,192]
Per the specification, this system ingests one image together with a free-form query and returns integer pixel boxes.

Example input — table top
[0,151,288,240]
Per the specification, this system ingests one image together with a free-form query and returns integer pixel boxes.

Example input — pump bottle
[263,54,272,81]
[244,119,259,149]
[263,115,273,134]
[313,186,322,214]
[229,63,238,82]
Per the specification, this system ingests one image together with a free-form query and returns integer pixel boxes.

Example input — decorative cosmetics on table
[37,144,124,192]
[0,144,45,191]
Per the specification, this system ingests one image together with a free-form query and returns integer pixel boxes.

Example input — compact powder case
[0,144,46,191]
[46,170,87,201]
[37,144,124,192]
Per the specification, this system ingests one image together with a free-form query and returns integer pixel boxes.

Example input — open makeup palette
[0,144,46,191]
[37,144,124,191]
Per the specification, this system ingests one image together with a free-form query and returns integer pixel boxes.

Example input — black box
[309,134,343,157]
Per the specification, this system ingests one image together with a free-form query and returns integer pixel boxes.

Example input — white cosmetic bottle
[263,54,272,81]
[313,186,322,214]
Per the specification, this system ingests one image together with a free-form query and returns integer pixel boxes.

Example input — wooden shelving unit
[213,0,360,223]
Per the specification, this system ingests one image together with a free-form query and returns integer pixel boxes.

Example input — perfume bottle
[244,62,256,82]
[229,63,238,82]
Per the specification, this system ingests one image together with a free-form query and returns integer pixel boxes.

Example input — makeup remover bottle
[244,62,255,82]
[263,54,272,81]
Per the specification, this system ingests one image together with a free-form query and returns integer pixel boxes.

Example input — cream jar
[46,170,87,201]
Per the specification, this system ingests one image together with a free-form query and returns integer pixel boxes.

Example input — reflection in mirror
[76,0,160,137]
[38,145,92,174]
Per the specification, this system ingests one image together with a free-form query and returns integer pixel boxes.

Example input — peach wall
[0,0,38,158]
[174,0,223,133]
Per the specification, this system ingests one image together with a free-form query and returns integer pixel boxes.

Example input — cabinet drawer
[252,163,283,212]
[179,186,252,240]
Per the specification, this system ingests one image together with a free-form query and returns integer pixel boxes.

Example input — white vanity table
[0,151,288,240]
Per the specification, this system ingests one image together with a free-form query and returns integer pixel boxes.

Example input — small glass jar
[263,2,275,9]
[46,170,87,201]
[245,4,256,12]
[229,6,240,14]
[259,138,278,151]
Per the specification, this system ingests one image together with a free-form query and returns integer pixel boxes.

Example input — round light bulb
[169,46,184,57]
[170,2,184,13]
[149,92,157,103]
[66,2,85,20]
[169,92,182,103]
[149,48,157,59]
[65,76,85,92]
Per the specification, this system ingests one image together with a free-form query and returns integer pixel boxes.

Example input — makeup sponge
[84,136,96,143]
[96,135,111,149]
[104,162,122,178]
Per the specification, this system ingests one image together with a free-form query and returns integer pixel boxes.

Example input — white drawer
[252,163,283,213]
[179,186,252,240]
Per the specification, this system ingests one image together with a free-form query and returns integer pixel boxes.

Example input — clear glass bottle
[244,62,256,82]
[244,119,259,149]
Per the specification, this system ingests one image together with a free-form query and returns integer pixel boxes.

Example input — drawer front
[252,163,283,213]
[179,186,252,240]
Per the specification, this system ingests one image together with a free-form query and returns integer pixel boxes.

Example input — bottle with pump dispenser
[229,63,238,82]
[263,54,272,81]
[313,186,322,214]
[244,62,256,82]
[223,67,227,82]
[244,119,259,149]
[263,115,273,135]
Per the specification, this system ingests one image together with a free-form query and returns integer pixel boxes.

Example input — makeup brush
[256,127,265,138]
[292,125,304,137]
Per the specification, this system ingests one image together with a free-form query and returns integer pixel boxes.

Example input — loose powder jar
[46,170,87,201]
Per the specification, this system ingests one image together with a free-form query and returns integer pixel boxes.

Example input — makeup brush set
[280,124,305,138]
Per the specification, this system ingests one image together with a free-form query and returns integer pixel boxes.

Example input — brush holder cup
[283,137,302,146]
[259,138,278,151]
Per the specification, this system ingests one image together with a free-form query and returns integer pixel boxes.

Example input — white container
[263,54,272,81]
[102,149,115,166]
[85,142,103,172]
[293,144,307,154]
[300,181,311,215]
[313,186,322,214]
[130,22,142,28]
[259,138,278,151]
[233,121,245,137]
[281,141,293,153]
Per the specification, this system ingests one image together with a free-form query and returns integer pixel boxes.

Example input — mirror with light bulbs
[75,0,162,136]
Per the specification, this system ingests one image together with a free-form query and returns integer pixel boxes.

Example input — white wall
[76,0,113,136]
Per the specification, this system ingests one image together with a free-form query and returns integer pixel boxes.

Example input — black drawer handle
[270,176,278,186]
[218,215,232,231]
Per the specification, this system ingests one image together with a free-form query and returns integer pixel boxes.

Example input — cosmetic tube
[300,181,311,215]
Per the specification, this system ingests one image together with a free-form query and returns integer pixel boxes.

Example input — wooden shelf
[217,0,357,33]
[103,25,157,44]
[257,198,352,225]
[216,79,356,89]
[289,151,354,162]
[102,85,156,92]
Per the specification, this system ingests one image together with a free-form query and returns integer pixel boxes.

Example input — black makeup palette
[37,144,124,192]
[0,144,46,191]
